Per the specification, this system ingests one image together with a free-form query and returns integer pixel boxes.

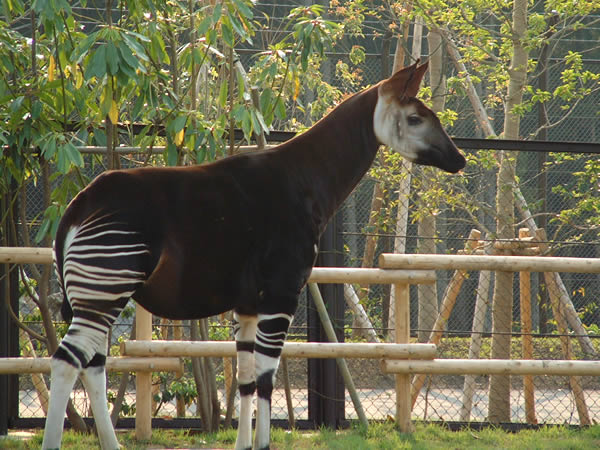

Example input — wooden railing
[3,247,600,432]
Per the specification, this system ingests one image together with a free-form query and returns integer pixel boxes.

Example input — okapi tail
[60,295,73,323]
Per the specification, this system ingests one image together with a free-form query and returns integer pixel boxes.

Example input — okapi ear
[379,59,429,100]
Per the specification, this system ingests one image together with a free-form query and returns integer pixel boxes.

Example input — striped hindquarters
[60,213,150,324]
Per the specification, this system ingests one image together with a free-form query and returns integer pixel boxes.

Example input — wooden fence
[2,247,600,434]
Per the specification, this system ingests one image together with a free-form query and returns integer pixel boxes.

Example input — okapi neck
[280,85,381,227]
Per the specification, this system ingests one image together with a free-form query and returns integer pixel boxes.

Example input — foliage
[331,0,600,247]
[0,0,343,243]
[550,154,600,242]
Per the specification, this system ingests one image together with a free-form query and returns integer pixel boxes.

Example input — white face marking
[314,244,318,255]
[373,96,431,162]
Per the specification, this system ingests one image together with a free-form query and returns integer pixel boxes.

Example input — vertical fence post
[394,282,412,432]
[519,228,537,424]
[135,304,152,440]
[308,211,345,428]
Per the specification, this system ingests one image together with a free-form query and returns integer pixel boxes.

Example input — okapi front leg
[254,312,293,450]
[234,313,258,450]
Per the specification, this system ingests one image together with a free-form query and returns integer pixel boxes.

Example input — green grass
[3,423,600,449]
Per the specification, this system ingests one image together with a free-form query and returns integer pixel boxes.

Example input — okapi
[42,60,465,450]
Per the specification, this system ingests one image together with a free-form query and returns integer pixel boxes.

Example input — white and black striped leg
[42,356,81,449]
[254,313,292,450]
[43,313,118,449]
[80,336,120,450]
[233,313,258,450]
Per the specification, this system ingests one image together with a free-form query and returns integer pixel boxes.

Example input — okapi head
[373,60,466,173]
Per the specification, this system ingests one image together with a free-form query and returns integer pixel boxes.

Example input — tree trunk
[415,28,444,343]
[488,0,528,424]
[459,239,493,421]
[344,284,379,343]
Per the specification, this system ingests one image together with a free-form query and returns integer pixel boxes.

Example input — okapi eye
[407,115,423,126]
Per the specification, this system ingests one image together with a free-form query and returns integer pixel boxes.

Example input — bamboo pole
[384,359,600,376]
[310,268,436,284]
[459,238,492,421]
[394,282,413,432]
[280,358,295,428]
[537,229,596,357]
[379,253,600,273]
[0,246,53,264]
[344,283,380,343]
[172,320,186,417]
[0,249,438,286]
[518,229,537,424]
[0,357,182,374]
[122,340,437,360]
[409,230,479,409]
[218,312,234,417]
[135,304,153,440]
[544,272,591,425]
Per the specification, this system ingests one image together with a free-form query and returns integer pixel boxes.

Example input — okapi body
[42,61,465,450]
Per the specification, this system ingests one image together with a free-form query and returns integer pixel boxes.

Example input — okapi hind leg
[80,335,120,450]
[43,303,125,449]
[254,312,293,450]
[233,313,258,450]
[42,357,81,450]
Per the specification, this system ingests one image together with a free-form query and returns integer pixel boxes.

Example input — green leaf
[117,42,145,74]
[168,115,187,134]
[241,109,252,140]
[197,15,213,36]
[41,135,57,159]
[212,2,222,22]
[236,70,247,101]
[232,0,253,19]
[232,104,246,122]
[164,142,178,166]
[131,93,145,120]
[196,146,207,164]
[71,33,98,63]
[121,32,149,62]
[121,29,151,43]
[254,109,269,135]
[31,100,42,120]
[250,110,262,137]
[63,141,84,167]
[221,21,234,47]
[85,44,107,80]
[227,11,249,43]
[101,83,113,116]
[218,81,228,109]
[34,217,51,243]
[274,96,286,120]
[150,33,170,65]
[105,40,119,76]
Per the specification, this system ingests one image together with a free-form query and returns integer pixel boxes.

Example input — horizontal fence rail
[0,247,53,264]
[0,357,182,374]
[7,247,600,274]
[384,359,600,376]
[121,341,437,360]
[379,253,600,273]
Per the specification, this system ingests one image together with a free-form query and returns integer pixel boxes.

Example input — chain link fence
[8,2,600,429]
[14,141,600,426]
